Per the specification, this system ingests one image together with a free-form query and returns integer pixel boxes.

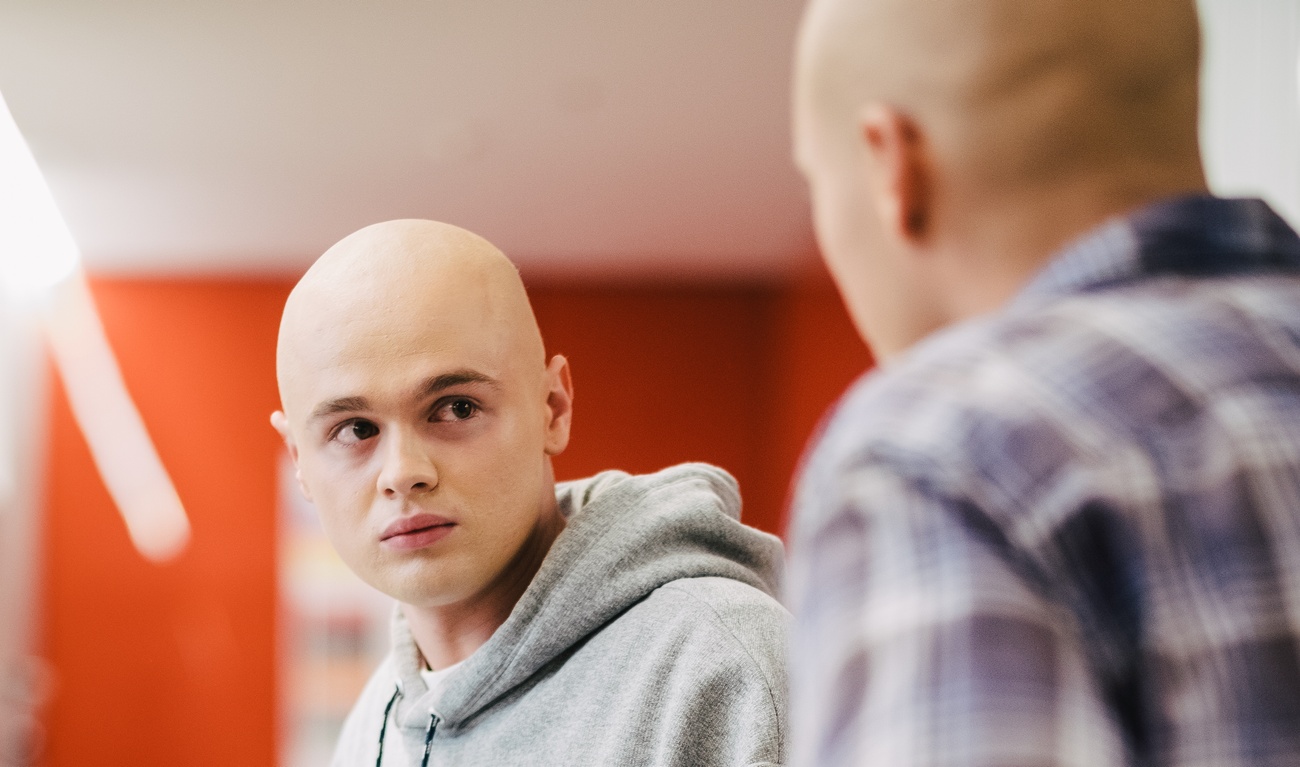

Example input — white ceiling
[0,1,816,281]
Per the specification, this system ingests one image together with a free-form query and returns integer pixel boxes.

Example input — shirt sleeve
[788,461,1127,767]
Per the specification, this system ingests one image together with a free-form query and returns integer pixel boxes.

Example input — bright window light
[0,92,79,297]
[0,88,190,563]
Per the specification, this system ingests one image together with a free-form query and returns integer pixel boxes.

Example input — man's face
[793,55,934,361]
[794,92,896,354]
[277,287,566,609]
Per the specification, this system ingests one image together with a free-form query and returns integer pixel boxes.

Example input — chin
[387,561,486,608]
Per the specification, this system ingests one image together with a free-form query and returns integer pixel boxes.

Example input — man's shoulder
[653,576,790,644]
[813,302,1105,483]
[808,273,1300,521]
[596,577,788,738]
[835,274,1300,448]
[607,576,789,673]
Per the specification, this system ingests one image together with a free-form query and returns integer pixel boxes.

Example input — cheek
[808,162,863,253]
[811,191,854,278]
[298,452,372,535]
[811,179,873,295]
[457,417,545,502]
[450,411,550,531]
[808,174,904,352]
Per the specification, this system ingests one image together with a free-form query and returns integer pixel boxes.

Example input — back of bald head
[276,220,545,413]
[797,0,1203,190]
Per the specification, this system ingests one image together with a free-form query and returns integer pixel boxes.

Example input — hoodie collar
[386,464,783,730]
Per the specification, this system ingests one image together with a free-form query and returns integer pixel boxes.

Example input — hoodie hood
[388,462,784,731]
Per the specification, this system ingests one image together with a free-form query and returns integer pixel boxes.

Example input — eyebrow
[309,396,370,423]
[307,369,498,423]
[418,369,498,396]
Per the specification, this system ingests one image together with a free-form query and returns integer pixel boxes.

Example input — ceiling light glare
[0,91,79,298]
[43,275,191,563]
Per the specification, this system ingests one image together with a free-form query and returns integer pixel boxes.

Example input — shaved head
[277,220,545,422]
[272,220,573,621]
[793,0,1207,357]
[795,0,1202,188]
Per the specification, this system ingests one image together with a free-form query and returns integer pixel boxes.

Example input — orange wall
[529,280,871,533]
[40,280,288,765]
[38,275,869,765]
[759,276,875,532]
[531,286,775,528]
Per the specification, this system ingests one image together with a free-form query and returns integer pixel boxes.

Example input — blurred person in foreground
[788,0,1300,764]
[272,220,788,766]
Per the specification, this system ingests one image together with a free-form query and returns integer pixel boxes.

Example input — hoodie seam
[658,580,785,762]
[456,471,727,715]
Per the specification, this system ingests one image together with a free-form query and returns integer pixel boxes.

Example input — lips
[379,513,457,552]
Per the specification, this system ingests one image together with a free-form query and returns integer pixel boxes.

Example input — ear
[541,355,574,456]
[859,103,932,244]
[270,410,312,501]
[270,410,296,458]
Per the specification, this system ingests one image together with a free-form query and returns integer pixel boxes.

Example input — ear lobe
[270,411,313,501]
[295,468,312,503]
[859,104,932,244]
[271,410,298,455]
[542,355,574,456]
[270,410,291,439]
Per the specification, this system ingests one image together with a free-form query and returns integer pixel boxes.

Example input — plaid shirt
[788,196,1300,767]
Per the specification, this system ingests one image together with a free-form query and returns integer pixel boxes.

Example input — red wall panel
[529,285,777,531]
[40,280,289,765]
[761,275,873,534]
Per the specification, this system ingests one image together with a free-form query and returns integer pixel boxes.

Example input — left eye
[332,419,379,445]
[435,398,479,422]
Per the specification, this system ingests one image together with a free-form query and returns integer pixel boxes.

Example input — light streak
[0,90,190,563]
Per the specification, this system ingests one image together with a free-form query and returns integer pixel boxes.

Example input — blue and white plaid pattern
[788,196,1300,767]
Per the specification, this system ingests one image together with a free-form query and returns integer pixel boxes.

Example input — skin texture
[273,220,573,669]
[792,0,1209,359]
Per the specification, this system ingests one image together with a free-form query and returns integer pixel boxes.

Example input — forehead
[280,281,522,416]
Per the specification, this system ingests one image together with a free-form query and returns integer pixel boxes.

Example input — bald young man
[788,0,1300,765]
[273,221,789,766]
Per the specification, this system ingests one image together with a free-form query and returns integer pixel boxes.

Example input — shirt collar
[1013,195,1300,308]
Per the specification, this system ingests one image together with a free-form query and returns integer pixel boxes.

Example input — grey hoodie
[331,463,789,767]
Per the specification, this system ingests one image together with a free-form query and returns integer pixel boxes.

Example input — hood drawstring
[420,712,439,767]
[374,684,441,767]
[374,685,400,767]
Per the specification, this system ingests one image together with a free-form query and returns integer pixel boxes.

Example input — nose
[376,427,438,499]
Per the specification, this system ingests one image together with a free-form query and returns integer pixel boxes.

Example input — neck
[402,496,566,670]
[936,160,1209,322]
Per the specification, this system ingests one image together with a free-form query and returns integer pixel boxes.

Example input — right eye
[333,419,379,445]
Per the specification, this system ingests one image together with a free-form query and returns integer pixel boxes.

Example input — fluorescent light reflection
[1,90,189,563]
[43,275,191,562]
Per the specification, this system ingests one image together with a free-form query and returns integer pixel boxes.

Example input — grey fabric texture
[331,463,789,766]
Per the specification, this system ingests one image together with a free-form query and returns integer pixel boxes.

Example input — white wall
[1199,0,1300,228]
